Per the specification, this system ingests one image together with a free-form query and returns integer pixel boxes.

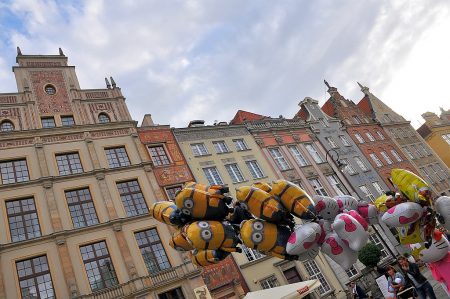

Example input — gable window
[309,178,328,196]
[380,151,393,164]
[135,229,171,274]
[148,145,170,166]
[203,167,224,185]
[16,255,55,299]
[6,198,41,242]
[325,137,338,148]
[376,131,385,140]
[339,135,351,146]
[390,149,403,162]
[365,132,375,142]
[56,152,83,175]
[61,115,75,126]
[369,153,383,167]
[213,141,229,153]
[234,139,249,151]
[225,163,245,183]
[0,120,14,132]
[354,133,365,144]
[41,117,56,128]
[116,180,149,216]
[0,159,29,184]
[354,157,368,171]
[165,185,182,201]
[269,148,290,170]
[98,113,111,123]
[288,145,309,166]
[105,147,131,168]
[65,188,99,228]
[304,144,324,163]
[190,143,208,156]
[245,160,265,179]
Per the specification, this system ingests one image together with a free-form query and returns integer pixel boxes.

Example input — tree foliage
[358,242,382,268]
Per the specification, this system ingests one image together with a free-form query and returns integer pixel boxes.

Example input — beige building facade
[173,122,346,299]
[0,49,204,299]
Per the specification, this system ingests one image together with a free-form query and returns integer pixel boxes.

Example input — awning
[243,279,321,299]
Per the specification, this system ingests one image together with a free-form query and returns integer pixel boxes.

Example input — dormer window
[44,84,56,95]
[98,113,111,123]
[0,120,14,132]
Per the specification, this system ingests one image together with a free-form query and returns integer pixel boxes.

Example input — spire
[59,47,64,56]
[324,79,330,89]
[17,46,22,56]
[105,77,111,89]
[323,79,338,96]
[357,81,370,96]
[110,76,116,88]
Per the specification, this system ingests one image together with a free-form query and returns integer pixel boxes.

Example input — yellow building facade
[0,49,205,299]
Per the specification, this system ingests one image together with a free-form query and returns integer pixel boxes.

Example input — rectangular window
[105,147,131,168]
[242,245,264,262]
[225,163,245,183]
[341,158,357,175]
[80,241,119,291]
[339,135,351,146]
[190,143,208,156]
[283,267,302,284]
[203,167,224,185]
[346,265,358,278]
[390,150,403,162]
[56,152,83,175]
[0,159,29,184]
[304,260,331,294]
[352,116,361,124]
[420,167,435,184]
[135,229,171,274]
[366,132,375,142]
[369,153,383,167]
[359,185,375,201]
[432,164,447,181]
[260,275,280,289]
[369,233,389,259]
[304,144,324,163]
[269,148,290,170]
[419,144,430,156]
[442,134,450,145]
[41,117,56,128]
[325,137,338,148]
[116,180,149,216]
[380,151,393,164]
[158,288,185,299]
[234,139,249,151]
[213,141,229,153]
[61,115,75,126]
[6,198,41,242]
[65,188,99,228]
[148,145,170,166]
[354,133,365,144]
[326,174,347,195]
[376,131,385,140]
[372,182,385,196]
[403,146,415,159]
[245,160,265,179]
[411,144,424,158]
[354,156,368,171]
[165,185,183,201]
[309,178,328,196]
[16,255,55,299]
[288,145,309,166]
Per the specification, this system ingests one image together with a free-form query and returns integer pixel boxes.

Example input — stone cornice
[173,125,250,142]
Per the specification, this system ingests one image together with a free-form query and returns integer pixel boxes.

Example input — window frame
[268,147,291,170]
[380,151,393,165]
[233,139,249,151]
[341,158,357,175]
[245,160,265,179]
[98,113,111,123]
[390,149,403,162]
[354,156,368,171]
[213,140,230,154]
[303,260,331,294]
[354,133,365,144]
[369,233,389,260]
[224,163,245,183]
[365,132,376,142]
[55,152,84,175]
[242,245,264,262]
[325,137,338,149]
[190,143,209,156]
[202,166,224,185]
[147,145,171,166]
[372,182,385,196]
[116,180,149,216]
[61,115,75,126]
[259,275,280,289]
[308,178,329,196]
[359,185,375,201]
[0,120,14,132]
[0,158,30,184]
[339,135,351,146]
[376,131,385,140]
[304,143,324,163]
[41,117,56,128]
[442,134,450,145]
[326,174,347,195]
[65,188,99,228]
[164,185,183,201]
[105,146,131,168]
[134,228,171,274]
[288,145,309,167]
[16,255,55,299]
[6,197,41,242]
[369,153,383,167]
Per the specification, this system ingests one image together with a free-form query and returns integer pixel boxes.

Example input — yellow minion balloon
[190,249,230,267]
[235,186,289,224]
[270,180,316,220]
[239,219,291,259]
[391,169,431,205]
[175,188,232,220]
[169,229,194,252]
[149,201,190,226]
[184,182,230,201]
[252,182,272,193]
[184,221,240,253]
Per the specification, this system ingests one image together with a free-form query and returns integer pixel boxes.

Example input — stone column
[56,238,79,298]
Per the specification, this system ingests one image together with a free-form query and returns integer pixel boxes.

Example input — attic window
[44,84,56,95]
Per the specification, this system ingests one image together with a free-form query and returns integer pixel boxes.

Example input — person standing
[349,281,368,299]
[386,265,406,299]
[398,257,437,299]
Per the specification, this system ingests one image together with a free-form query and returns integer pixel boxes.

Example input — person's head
[387,265,396,276]
[398,256,409,267]
[349,281,356,288]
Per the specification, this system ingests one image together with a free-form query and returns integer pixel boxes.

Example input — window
[61,115,75,126]
[80,241,118,291]
[309,178,328,196]
[359,185,375,201]
[369,233,389,259]
[260,275,279,289]
[432,164,447,181]
[339,135,351,146]
[352,116,361,124]
[390,149,403,162]
[0,159,29,184]
[354,157,368,171]
[376,131,385,140]
[16,255,55,299]
[319,118,328,127]
[369,153,383,167]
[41,117,56,128]
[346,265,358,278]
[6,198,41,242]
[403,146,415,159]
[98,113,110,123]
[288,145,309,166]
[341,159,357,175]
[165,185,182,201]
[0,120,14,132]
[242,245,264,261]
[269,148,290,170]
[203,167,224,185]
[380,151,393,164]
[304,260,331,294]
[372,182,385,196]
[234,139,249,151]
[365,132,375,142]
[411,144,424,158]
[116,180,149,216]
[419,144,431,156]
[326,174,347,195]
[159,288,185,299]
[225,163,245,183]
[44,84,56,95]
[65,188,99,228]
[190,143,208,156]
[148,145,170,166]
[245,160,265,179]
[442,134,450,145]
[420,167,435,184]
[135,229,171,274]
[105,147,131,168]
[283,267,302,284]
[354,133,365,144]
[325,137,338,148]
[213,141,229,153]
[56,152,83,175]
[304,144,324,163]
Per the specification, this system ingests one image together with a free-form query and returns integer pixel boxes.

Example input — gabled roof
[230,110,267,125]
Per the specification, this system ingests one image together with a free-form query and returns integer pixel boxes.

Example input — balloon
[149,201,190,226]
[296,243,320,261]
[391,169,431,204]
[357,202,379,225]
[169,229,194,252]
[175,188,232,220]
[317,219,332,245]
[239,219,291,259]
[347,210,369,231]
[252,182,272,193]
[190,249,230,266]
[435,196,450,231]
[313,195,339,221]
[418,231,450,263]
[270,180,316,219]
[382,202,423,227]
[286,222,321,255]
[332,213,368,251]
[321,232,358,270]
[397,221,425,245]
[334,195,358,213]
[184,221,240,252]
[184,182,230,198]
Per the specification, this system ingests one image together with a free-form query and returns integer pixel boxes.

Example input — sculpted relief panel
[153,165,193,186]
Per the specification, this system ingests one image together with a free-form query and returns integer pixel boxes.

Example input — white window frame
[372,182,384,196]
[213,141,229,154]
[309,178,328,196]
[354,156,368,171]
[225,163,245,183]
[339,135,351,146]
[403,146,415,159]
[346,265,359,278]
[352,116,361,124]
[419,144,430,156]
[304,144,324,163]
[390,149,403,162]
[233,139,249,151]
[326,174,347,195]
[354,133,365,144]
[245,160,265,179]
[303,260,331,294]
[369,233,389,260]
[359,185,375,201]
[376,131,385,140]
[202,167,224,185]
[341,158,357,175]
[269,148,290,171]
[365,132,375,142]
[191,143,209,156]
[288,145,309,166]
[325,137,338,149]
[432,164,447,181]
[380,151,393,165]
[369,153,383,167]
[442,134,450,145]
[260,275,280,289]
[420,167,435,184]
[411,144,424,158]
[242,245,264,262]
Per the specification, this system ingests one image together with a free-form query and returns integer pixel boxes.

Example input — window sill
[217,151,232,155]
[237,149,251,152]
[193,154,212,157]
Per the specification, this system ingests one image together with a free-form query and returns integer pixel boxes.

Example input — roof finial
[357,81,370,95]
[110,76,116,88]
[105,77,111,89]
[17,46,22,56]
[324,79,330,89]
[59,47,64,55]
[357,82,364,89]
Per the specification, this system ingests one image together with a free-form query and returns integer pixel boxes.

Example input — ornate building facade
[357,84,449,196]
[0,49,205,299]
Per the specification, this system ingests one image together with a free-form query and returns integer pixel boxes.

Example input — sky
[0,0,449,128]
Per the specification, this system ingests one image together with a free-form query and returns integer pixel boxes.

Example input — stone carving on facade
[154,165,192,186]
[292,135,301,142]
[275,136,283,144]
[199,161,215,167]
[0,96,17,104]
[255,139,264,147]
[90,128,130,139]
[41,133,84,144]
[174,127,249,142]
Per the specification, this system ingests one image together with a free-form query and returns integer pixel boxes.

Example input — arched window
[98,113,111,123]
[0,120,14,132]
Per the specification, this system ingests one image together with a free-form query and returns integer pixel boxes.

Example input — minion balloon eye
[201,229,213,241]
[184,199,194,209]
[198,221,209,229]
[251,232,263,243]
[252,221,263,231]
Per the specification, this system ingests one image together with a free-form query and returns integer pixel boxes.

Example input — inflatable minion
[184,221,241,252]
[270,180,315,219]
[252,182,272,193]
[175,188,232,220]
[190,249,230,266]
[150,201,190,226]
[183,182,231,201]
[169,229,194,252]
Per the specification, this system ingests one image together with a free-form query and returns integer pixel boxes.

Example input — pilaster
[55,238,79,298]
[84,132,101,169]
[112,224,138,279]
[95,172,118,220]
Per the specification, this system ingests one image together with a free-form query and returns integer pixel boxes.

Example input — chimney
[142,114,155,127]
[188,120,205,127]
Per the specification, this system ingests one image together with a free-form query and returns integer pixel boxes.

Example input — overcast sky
[0,0,449,128]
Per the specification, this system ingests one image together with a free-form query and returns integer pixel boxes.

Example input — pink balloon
[286,222,321,255]
[313,195,339,221]
[334,195,359,213]
[382,202,423,227]
[357,202,379,225]
[321,232,358,270]
[332,213,368,251]
[347,210,369,231]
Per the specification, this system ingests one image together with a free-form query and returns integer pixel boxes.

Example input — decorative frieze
[0,138,34,149]
[85,91,109,99]
[26,61,62,67]
[154,165,193,186]
[41,133,84,144]
[0,96,17,104]
[174,127,249,142]
[90,128,130,138]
